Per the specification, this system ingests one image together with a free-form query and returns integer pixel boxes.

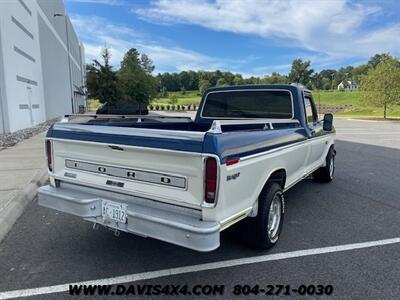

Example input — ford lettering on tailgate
[65,159,186,189]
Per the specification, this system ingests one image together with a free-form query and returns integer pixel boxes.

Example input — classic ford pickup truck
[38,84,336,252]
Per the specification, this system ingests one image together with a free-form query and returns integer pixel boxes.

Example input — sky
[64,0,400,77]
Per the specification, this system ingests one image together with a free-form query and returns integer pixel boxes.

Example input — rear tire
[313,147,335,183]
[250,182,284,250]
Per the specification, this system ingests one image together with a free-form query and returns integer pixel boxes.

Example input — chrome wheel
[267,193,282,242]
[329,156,335,179]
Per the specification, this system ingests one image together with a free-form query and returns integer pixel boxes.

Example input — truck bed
[49,116,306,162]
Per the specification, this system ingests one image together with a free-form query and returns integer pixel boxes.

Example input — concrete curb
[0,166,48,242]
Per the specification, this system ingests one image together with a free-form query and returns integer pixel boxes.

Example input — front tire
[313,147,335,183]
[251,182,284,250]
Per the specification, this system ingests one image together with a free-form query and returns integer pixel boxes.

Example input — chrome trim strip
[64,114,192,121]
[207,119,300,134]
[219,207,252,230]
[65,159,187,189]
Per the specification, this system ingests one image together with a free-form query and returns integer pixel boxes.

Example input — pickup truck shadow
[0,141,400,290]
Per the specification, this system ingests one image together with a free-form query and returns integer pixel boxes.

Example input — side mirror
[323,113,333,131]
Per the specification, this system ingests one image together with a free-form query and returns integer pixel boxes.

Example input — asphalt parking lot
[0,118,399,299]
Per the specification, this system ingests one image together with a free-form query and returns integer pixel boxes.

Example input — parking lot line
[0,237,399,299]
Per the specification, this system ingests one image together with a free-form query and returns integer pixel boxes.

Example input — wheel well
[251,169,287,218]
[267,169,286,189]
[330,144,336,155]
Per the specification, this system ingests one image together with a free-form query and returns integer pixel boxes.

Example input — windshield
[201,90,293,119]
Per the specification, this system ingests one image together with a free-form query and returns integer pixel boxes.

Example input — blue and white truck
[38,84,336,252]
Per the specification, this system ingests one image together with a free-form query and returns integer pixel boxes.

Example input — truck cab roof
[204,83,309,93]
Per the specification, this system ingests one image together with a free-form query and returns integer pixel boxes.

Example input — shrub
[169,94,178,105]
[161,105,164,110]
[193,104,197,110]
[149,105,154,110]
[166,105,170,110]
[171,105,175,111]
[155,105,159,110]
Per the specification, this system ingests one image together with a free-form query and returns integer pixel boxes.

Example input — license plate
[101,200,127,223]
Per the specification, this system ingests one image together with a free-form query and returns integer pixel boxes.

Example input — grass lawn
[313,90,362,105]
[313,90,400,118]
[153,90,201,105]
[90,89,399,119]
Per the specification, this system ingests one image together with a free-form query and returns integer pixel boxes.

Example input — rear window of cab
[201,90,293,119]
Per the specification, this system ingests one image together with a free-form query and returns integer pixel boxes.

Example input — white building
[337,80,358,91]
[0,0,86,134]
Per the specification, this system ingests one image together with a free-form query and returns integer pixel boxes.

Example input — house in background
[0,0,86,134]
[337,80,358,91]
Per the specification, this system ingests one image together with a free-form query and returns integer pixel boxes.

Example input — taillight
[205,157,218,204]
[46,140,53,172]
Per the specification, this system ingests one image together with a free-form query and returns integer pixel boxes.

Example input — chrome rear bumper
[38,183,220,252]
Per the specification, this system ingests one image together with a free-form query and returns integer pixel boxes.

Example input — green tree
[321,77,331,90]
[169,94,178,105]
[140,54,155,74]
[334,66,354,87]
[367,53,392,69]
[117,48,157,112]
[360,56,400,119]
[86,47,119,104]
[262,72,289,84]
[199,79,211,95]
[352,64,369,83]
[178,71,191,90]
[216,78,228,86]
[315,69,337,90]
[288,59,314,88]
[233,75,244,85]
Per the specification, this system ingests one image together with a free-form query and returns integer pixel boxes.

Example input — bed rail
[61,114,192,123]
[207,119,300,134]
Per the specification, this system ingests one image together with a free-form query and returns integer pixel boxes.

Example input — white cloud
[70,14,229,72]
[136,0,400,59]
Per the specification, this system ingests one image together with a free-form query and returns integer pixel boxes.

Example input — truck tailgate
[49,125,206,208]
